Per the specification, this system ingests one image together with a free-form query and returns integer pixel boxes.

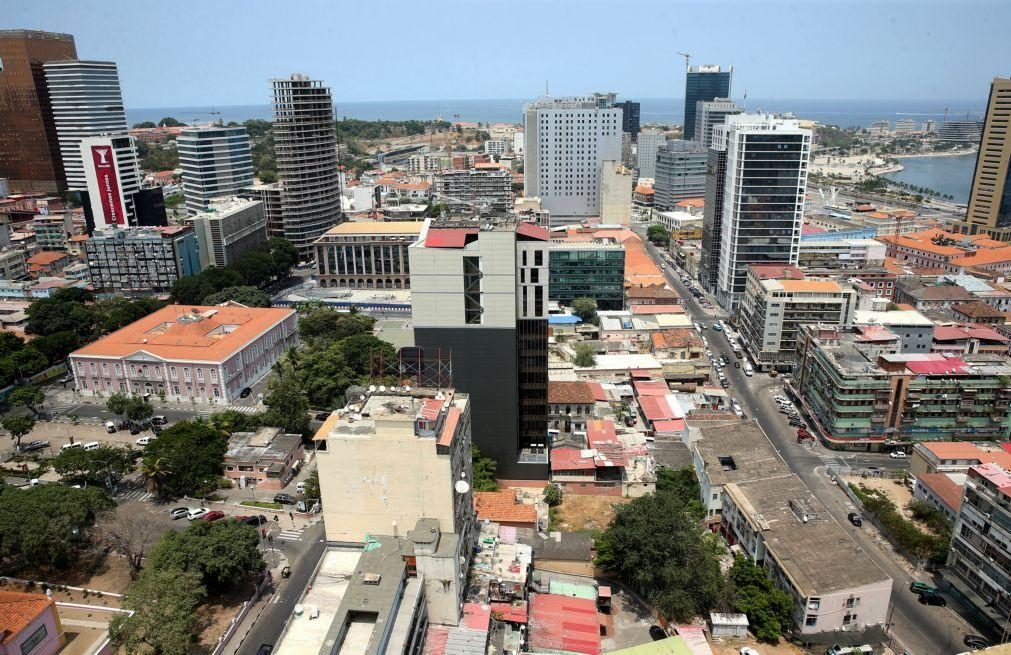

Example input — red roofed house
[25,251,72,279]
[633,184,655,214]
[0,591,66,655]
[548,381,597,434]
[474,490,537,529]
[529,593,601,655]
[950,301,1006,325]
[913,472,964,524]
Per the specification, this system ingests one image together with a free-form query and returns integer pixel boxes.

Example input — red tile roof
[587,382,607,402]
[423,228,478,248]
[25,250,70,265]
[529,593,601,655]
[548,381,596,405]
[916,473,964,513]
[633,379,669,396]
[489,601,528,624]
[474,491,537,525]
[551,448,597,472]
[0,591,53,644]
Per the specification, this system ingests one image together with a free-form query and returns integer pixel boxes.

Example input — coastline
[891,148,977,159]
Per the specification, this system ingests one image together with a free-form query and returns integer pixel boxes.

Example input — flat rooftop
[695,421,791,486]
[727,474,891,595]
[275,549,362,655]
[853,308,934,327]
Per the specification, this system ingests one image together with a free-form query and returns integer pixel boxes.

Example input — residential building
[653,140,707,211]
[869,120,890,137]
[434,168,512,213]
[894,118,916,135]
[944,463,1011,635]
[951,300,1006,324]
[614,100,641,139]
[313,221,422,290]
[241,181,283,239]
[63,261,88,283]
[547,381,596,434]
[83,225,200,295]
[484,139,508,156]
[722,474,892,636]
[474,490,538,529]
[272,74,342,258]
[923,119,937,133]
[795,324,1011,446]
[599,160,633,227]
[738,265,857,371]
[42,60,128,192]
[78,134,142,229]
[314,388,474,546]
[25,250,72,278]
[0,590,66,655]
[188,196,266,269]
[712,115,812,311]
[937,120,983,144]
[913,472,964,524]
[70,304,297,403]
[910,441,1011,476]
[523,93,622,220]
[650,210,702,239]
[0,248,27,280]
[177,125,255,215]
[893,280,974,313]
[632,184,655,216]
[683,65,732,143]
[797,239,887,269]
[694,98,741,148]
[852,308,935,353]
[636,128,664,178]
[32,212,83,250]
[410,215,549,478]
[224,427,304,491]
[0,30,77,193]
[548,240,625,310]
[931,323,1010,356]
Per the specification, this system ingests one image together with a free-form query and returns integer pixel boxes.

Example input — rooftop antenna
[545,80,549,96]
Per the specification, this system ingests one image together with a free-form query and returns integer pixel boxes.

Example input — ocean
[884,152,977,203]
[126,97,983,130]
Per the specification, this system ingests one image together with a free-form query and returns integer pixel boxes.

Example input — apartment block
[188,196,266,269]
[653,140,708,211]
[797,239,886,270]
[84,225,199,295]
[177,125,254,215]
[636,129,664,178]
[434,168,513,213]
[313,221,422,290]
[694,98,742,148]
[954,78,1011,241]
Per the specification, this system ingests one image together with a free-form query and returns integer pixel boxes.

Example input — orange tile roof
[71,304,294,363]
[548,381,596,404]
[950,247,1011,267]
[676,198,705,208]
[866,211,891,220]
[474,490,537,525]
[634,185,654,195]
[0,591,54,644]
[915,473,964,512]
[776,279,844,293]
[919,442,1011,468]
[25,250,70,265]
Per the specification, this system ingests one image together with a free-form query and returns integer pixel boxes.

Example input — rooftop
[762,279,845,294]
[726,474,891,596]
[749,264,805,281]
[318,389,467,445]
[548,381,597,405]
[694,421,791,486]
[852,308,935,327]
[321,221,424,236]
[71,305,294,363]
[952,300,1005,318]
[528,593,601,655]
[25,250,71,265]
[474,490,537,525]
[916,473,965,512]
[226,427,301,463]
[897,283,975,302]
[0,591,53,644]
[916,441,1011,469]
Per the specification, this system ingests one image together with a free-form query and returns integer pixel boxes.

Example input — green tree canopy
[297,306,375,345]
[106,392,130,418]
[141,421,228,498]
[52,446,134,486]
[301,469,320,500]
[472,444,498,491]
[729,556,794,642]
[147,519,265,590]
[573,343,596,368]
[132,121,157,129]
[655,467,705,520]
[2,415,36,451]
[203,285,272,307]
[9,386,45,417]
[647,223,671,246]
[297,344,359,410]
[0,484,113,567]
[571,298,598,322]
[158,117,186,127]
[262,357,310,436]
[109,568,205,655]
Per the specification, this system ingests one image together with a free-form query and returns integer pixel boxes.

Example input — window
[102,363,108,375]
[89,363,96,374]
[183,368,191,381]
[173,385,179,395]
[845,596,860,608]
[842,613,857,626]
[196,369,204,382]
[170,366,177,378]
[210,369,218,382]
[20,624,48,655]
[115,364,121,375]
[805,616,818,627]
[534,250,543,266]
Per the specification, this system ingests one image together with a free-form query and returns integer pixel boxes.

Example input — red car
[202,511,226,522]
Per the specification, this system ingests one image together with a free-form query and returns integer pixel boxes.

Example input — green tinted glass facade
[549,247,625,310]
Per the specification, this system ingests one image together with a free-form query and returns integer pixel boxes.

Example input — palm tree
[141,457,171,494]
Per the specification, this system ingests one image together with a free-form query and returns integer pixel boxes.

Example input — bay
[883,152,976,203]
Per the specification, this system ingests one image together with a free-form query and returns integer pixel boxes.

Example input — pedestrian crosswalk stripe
[116,488,153,502]
[276,530,303,541]
[225,405,261,415]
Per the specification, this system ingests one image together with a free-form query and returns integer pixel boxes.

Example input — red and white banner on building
[91,145,126,226]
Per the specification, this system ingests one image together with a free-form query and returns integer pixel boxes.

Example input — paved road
[637,231,976,654]
[234,522,326,655]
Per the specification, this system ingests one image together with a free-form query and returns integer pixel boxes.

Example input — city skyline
[6,0,1010,108]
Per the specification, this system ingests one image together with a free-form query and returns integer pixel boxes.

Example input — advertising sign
[91,145,126,226]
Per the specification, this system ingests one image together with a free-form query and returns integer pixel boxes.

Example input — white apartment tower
[523,93,622,220]
[636,128,664,179]
[177,126,255,215]
[271,74,342,259]
[694,98,742,148]
[43,60,129,191]
[713,114,812,311]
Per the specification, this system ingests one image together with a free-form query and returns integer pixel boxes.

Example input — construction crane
[677,52,691,71]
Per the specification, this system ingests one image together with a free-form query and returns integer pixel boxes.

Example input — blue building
[549,241,626,311]
[683,65,732,143]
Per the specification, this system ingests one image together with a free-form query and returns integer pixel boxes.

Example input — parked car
[255,645,274,655]
[21,440,49,452]
[240,387,253,398]
[242,515,268,526]
[889,450,907,459]
[61,442,82,452]
[187,508,209,521]
[136,436,155,446]
[918,592,946,606]
[151,415,168,425]
[202,511,226,522]
[273,493,296,505]
[104,421,117,433]
[847,512,863,527]
[964,635,991,649]
[170,507,189,520]
[909,581,938,595]
[739,648,760,655]
[129,425,141,435]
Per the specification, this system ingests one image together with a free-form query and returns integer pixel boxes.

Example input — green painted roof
[547,580,597,600]
[606,637,693,655]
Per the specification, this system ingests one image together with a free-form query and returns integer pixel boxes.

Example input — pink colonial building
[0,591,65,655]
[69,304,298,405]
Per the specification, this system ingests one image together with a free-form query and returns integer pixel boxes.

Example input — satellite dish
[455,479,471,494]
[379,385,386,392]
[368,385,377,393]
[404,385,411,392]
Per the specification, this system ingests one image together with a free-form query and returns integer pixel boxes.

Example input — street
[636,226,977,654]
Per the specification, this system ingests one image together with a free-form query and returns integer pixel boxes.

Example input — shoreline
[891,148,976,160]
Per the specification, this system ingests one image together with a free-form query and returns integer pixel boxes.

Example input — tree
[203,285,272,307]
[208,409,262,434]
[147,519,265,590]
[655,467,705,520]
[472,444,498,491]
[10,386,45,417]
[729,556,793,643]
[543,483,563,507]
[125,396,154,424]
[336,333,396,376]
[157,117,186,127]
[141,421,228,498]
[169,275,215,304]
[571,298,598,323]
[297,306,375,345]
[261,356,310,436]
[573,343,597,368]
[2,415,36,451]
[236,250,275,287]
[301,469,320,500]
[595,490,726,622]
[647,224,671,246]
[132,121,157,129]
[109,569,205,655]
[52,446,133,487]
[98,503,165,578]
[0,484,113,567]
[297,344,359,410]
[106,392,130,419]
[28,331,81,362]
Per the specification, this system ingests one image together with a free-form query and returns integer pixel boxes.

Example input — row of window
[80,361,219,383]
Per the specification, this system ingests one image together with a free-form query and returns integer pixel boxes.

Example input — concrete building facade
[188,196,266,269]
[314,221,422,290]
[434,168,513,213]
[84,225,199,295]
[694,98,742,148]
[636,128,664,178]
[653,140,707,211]
[78,134,142,229]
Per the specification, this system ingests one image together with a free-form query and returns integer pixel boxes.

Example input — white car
[187,508,209,521]
[136,436,155,446]
[890,450,907,459]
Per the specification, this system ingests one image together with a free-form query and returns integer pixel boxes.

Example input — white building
[177,126,255,215]
[512,130,524,155]
[484,139,508,156]
[79,135,142,229]
[43,60,129,192]
[523,93,622,220]
[798,238,887,269]
[713,115,812,311]
[188,197,267,269]
[694,98,742,148]
[636,128,664,178]
[894,118,916,135]
[599,161,633,227]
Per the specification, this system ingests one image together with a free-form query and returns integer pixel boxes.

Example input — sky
[7,0,1011,109]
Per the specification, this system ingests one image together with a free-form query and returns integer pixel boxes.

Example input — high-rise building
[241,182,283,238]
[699,134,729,291]
[937,119,983,143]
[79,134,142,230]
[953,78,1011,241]
[0,30,77,193]
[410,215,549,479]
[42,60,127,192]
[636,128,664,178]
[313,221,422,290]
[188,196,266,269]
[614,100,641,139]
[653,140,708,211]
[523,93,622,221]
[694,98,742,148]
[177,126,254,215]
[271,74,342,258]
[711,115,811,311]
[683,65,732,143]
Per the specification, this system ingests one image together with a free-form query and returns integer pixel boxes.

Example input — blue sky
[8,0,1010,108]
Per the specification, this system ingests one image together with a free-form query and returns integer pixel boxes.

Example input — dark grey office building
[653,140,708,211]
[683,65,732,143]
[615,101,641,140]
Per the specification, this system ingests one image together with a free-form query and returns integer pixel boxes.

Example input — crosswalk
[48,390,80,413]
[198,405,261,418]
[274,528,305,542]
[116,487,154,502]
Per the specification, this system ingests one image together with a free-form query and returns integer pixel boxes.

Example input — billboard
[90,145,126,226]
